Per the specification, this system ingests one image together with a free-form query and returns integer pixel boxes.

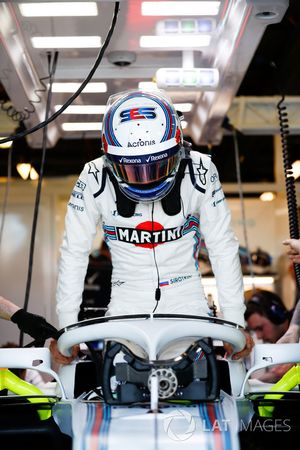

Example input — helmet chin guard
[102,89,184,202]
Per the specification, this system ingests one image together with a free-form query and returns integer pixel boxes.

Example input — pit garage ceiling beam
[227,96,300,135]
[0,3,60,148]
[189,0,288,145]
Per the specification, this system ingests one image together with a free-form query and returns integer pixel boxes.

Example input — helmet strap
[161,158,188,216]
[107,168,137,217]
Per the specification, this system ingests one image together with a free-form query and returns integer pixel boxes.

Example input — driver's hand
[223,329,254,360]
[49,339,79,365]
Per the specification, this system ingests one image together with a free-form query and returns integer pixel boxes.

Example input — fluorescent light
[31,36,101,49]
[173,103,193,112]
[140,35,211,48]
[19,2,98,17]
[202,276,274,287]
[0,138,12,149]
[52,82,107,93]
[292,160,300,179]
[62,122,102,131]
[156,68,219,89]
[55,105,106,114]
[16,163,31,180]
[141,1,220,16]
[138,81,158,90]
[260,192,276,202]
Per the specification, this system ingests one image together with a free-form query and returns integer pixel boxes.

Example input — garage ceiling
[0,0,299,180]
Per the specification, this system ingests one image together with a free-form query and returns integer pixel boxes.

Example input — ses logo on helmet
[120,107,156,123]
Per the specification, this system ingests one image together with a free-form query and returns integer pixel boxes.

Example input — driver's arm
[199,162,253,358]
[56,164,101,330]
[199,161,245,327]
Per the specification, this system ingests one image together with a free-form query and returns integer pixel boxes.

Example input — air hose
[277,96,300,289]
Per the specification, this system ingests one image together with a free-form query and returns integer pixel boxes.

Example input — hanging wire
[0,1,120,145]
[232,128,256,292]
[19,52,58,346]
[277,95,300,289]
[0,143,12,249]
[0,77,47,123]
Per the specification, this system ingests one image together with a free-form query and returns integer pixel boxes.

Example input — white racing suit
[56,150,245,329]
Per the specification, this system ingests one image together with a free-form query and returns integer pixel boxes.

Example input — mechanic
[245,289,291,344]
[276,238,300,344]
[51,89,253,364]
[0,295,57,342]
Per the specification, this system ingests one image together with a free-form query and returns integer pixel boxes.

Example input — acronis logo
[120,107,156,123]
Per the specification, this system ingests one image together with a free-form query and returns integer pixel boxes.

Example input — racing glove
[11,309,58,341]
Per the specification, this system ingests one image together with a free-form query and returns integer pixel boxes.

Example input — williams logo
[120,107,156,123]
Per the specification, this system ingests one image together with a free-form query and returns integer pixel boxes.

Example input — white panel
[0,196,57,345]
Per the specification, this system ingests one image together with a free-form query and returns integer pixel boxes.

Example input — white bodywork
[1,315,300,450]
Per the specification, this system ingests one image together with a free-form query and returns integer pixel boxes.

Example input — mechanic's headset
[248,292,288,325]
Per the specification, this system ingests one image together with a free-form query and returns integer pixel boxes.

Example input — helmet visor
[108,152,181,185]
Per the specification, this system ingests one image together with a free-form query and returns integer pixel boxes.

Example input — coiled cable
[277,95,300,289]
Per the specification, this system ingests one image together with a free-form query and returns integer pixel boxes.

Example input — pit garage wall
[0,177,294,345]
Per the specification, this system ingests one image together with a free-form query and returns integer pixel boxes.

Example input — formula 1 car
[0,314,300,450]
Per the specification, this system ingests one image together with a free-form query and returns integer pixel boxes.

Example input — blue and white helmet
[102,89,184,202]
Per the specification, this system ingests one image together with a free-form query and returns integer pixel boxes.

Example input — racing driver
[51,89,253,363]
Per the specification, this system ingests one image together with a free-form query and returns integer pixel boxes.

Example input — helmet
[101,89,184,202]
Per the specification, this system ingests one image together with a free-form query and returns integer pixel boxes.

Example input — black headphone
[246,290,288,325]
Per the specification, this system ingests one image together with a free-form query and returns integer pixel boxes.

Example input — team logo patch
[120,107,156,123]
[103,216,200,249]
[88,162,100,184]
[197,159,208,185]
[76,179,86,191]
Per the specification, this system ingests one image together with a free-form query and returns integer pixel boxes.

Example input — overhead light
[202,276,275,287]
[52,82,107,93]
[260,192,276,202]
[55,105,106,114]
[31,36,101,49]
[16,163,32,180]
[173,103,193,112]
[292,160,300,179]
[141,1,220,16]
[62,122,102,131]
[138,81,158,90]
[29,167,39,180]
[0,138,13,149]
[19,2,98,17]
[156,68,219,89]
[140,35,211,48]
[156,18,215,35]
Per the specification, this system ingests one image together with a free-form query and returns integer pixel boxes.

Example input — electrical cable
[0,143,12,250]
[232,128,256,292]
[277,95,300,290]
[0,2,120,146]
[151,202,161,314]
[221,118,256,291]
[19,52,58,346]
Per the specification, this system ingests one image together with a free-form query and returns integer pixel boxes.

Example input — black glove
[11,309,58,341]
